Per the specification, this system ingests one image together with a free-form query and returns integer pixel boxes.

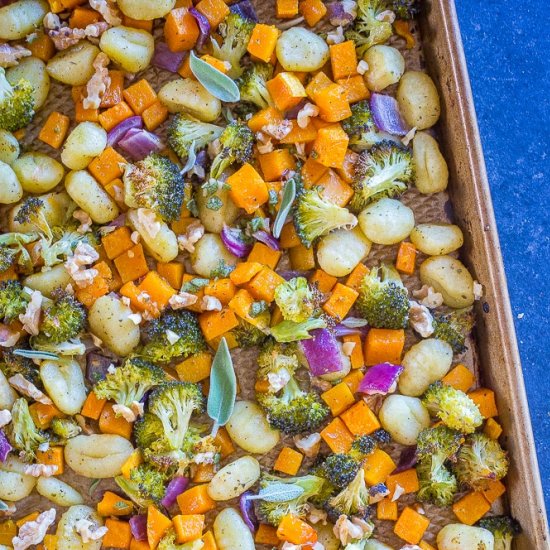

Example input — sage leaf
[207,337,236,435]
[246,483,305,502]
[0,500,9,511]
[272,176,296,239]
[189,51,240,103]
[341,317,369,328]
[13,349,58,360]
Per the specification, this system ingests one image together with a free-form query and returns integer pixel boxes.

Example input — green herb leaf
[249,300,268,318]
[88,479,101,496]
[210,260,235,278]
[189,51,240,103]
[0,500,9,511]
[182,278,209,293]
[341,317,369,328]
[246,484,305,502]
[13,349,58,360]
[270,317,327,343]
[206,196,223,211]
[207,337,236,435]
[272,176,296,239]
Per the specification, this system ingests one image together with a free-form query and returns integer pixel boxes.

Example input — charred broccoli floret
[167,113,223,162]
[232,319,268,348]
[345,0,394,57]
[416,426,463,506]
[325,468,371,521]
[209,121,254,180]
[14,197,54,242]
[147,382,205,452]
[93,357,166,410]
[238,63,274,109]
[350,141,413,212]
[342,100,378,150]
[274,277,320,323]
[0,68,35,132]
[293,188,357,248]
[258,473,327,526]
[0,351,41,387]
[432,308,475,354]
[115,463,169,508]
[133,412,175,468]
[477,516,521,550]
[211,12,255,78]
[123,154,186,222]
[422,381,483,434]
[270,317,327,343]
[158,529,204,550]
[319,436,377,489]
[50,417,82,443]
[390,0,420,19]
[8,398,47,461]
[33,294,86,345]
[257,376,329,435]
[0,246,16,273]
[356,264,409,329]
[256,340,328,434]
[454,433,509,490]
[139,309,206,364]
[0,280,28,323]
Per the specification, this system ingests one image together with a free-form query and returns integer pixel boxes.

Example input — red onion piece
[0,429,12,462]
[161,476,189,508]
[153,42,185,73]
[358,363,404,395]
[129,515,148,541]
[299,328,346,376]
[333,323,369,338]
[118,128,163,161]
[106,116,143,147]
[394,446,418,473]
[284,99,308,120]
[252,230,280,251]
[370,93,410,136]
[107,213,127,228]
[189,8,211,50]
[278,270,308,281]
[86,352,115,384]
[326,1,354,26]
[240,491,259,532]
[230,0,258,22]
[220,225,252,258]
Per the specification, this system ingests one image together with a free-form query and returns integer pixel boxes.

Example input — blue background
[455,1,550,512]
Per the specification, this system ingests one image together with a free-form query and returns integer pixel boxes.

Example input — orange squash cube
[323,283,359,319]
[165,8,200,52]
[299,0,327,26]
[274,447,303,475]
[315,83,352,122]
[320,418,354,453]
[123,79,158,115]
[394,507,430,545]
[195,0,230,29]
[321,382,355,416]
[113,243,149,283]
[247,241,282,270]
[340,400,381,435]
[227,163,269,214]
[259,149,297,181]
[330,41,358,80]
[247,24,280,63]
[312,124,349,168]
[266,72,307,112]
[88,147,127,186]
[363,448,396,485]
[452,492,492,525]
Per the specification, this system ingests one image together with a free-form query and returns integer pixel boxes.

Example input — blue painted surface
[455,1,550,513]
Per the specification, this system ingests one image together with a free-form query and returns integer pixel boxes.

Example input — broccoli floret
[167,114,224,162]
[0,246,16,273]
[320,436,377,489]
[390,0,419,19]
[238,63,274,109]
[342,100,377,149]
[371,428,391,445]
[270,317,327,343]
[454,433,509,490]
[257,339,299,380]
[33,294,86,345]
[325,468,371,521]
[123,154,186,222]
[422,381,483,434]
[432,308,474,354]
[356,264,409,329]
[293,188,358,248]
[232,319,268,348]
[147,382,204,452]
[477,516,521,550]
[0,351,41,387]
[0,233,39,275]
[8,398,48,461]
[211,13,255,78]
[93,357,166,410]
[274,277,320,324]
[209,121,254,180]
[258,473,327,526]
[0,68,35,132]
[133,413,176,468]
[41,229,92,268]
[139,309,206,364]
[14,197,54,242]
[115,463,169,509]
[158,529,204,550]
[416,426,462,506]
[50,417,81,443]
[350,141,413,211]
[345,0,394,58]
[0,280,28,323]
[257,376,329,435]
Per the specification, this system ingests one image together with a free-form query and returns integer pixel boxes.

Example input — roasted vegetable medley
[0,0,517,548]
